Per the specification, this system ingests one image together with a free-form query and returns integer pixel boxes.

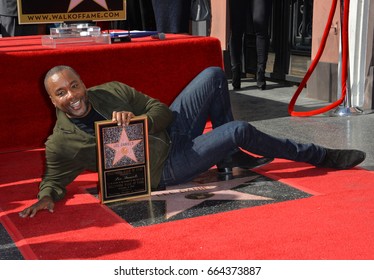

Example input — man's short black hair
[44,65,81,92]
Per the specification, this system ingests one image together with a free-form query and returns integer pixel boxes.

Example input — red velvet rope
[288,0,349,117]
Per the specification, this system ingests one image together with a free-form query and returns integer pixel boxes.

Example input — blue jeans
[159,67,326,186]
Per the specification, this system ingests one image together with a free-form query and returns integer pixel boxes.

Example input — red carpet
[1,149,374,260]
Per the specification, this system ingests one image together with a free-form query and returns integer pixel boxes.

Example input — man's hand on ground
[19,196,55,218]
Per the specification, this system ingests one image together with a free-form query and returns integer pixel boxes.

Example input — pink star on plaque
[105,128,142,166]
[68,0,109,12]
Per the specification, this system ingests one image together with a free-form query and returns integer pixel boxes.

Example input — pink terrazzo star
[105,128,142,165]
[136,176,273,219]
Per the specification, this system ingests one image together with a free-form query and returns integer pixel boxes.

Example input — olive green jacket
[38,81,173,201]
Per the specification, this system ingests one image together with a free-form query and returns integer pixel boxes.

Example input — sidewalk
[229,77,374,171]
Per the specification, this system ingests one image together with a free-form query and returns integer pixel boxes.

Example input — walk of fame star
[105,128,142,166]
[68,0,109,12]
[100,169,313,227]
[136,175,273,219]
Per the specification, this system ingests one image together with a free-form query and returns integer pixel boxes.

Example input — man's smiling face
[46,68,91,118]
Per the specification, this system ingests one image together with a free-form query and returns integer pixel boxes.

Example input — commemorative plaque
[95,116,150,204]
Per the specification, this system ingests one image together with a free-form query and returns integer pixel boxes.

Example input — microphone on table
[151,33,166,40]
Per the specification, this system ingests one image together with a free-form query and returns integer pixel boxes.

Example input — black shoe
[217,150,274,174]
[232,65,241,90]
[317,148,366,170]
[257,71,266,90]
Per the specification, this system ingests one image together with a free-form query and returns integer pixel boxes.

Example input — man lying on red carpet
[19,65,366,218]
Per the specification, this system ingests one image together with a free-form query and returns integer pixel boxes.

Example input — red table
[0,34,223,152]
